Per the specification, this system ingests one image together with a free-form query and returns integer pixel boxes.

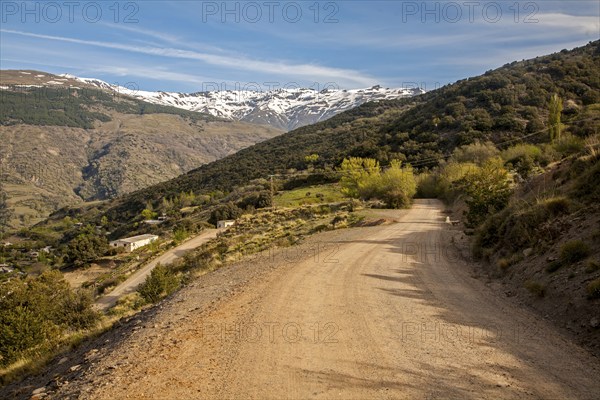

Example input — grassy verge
[274,184,345,208]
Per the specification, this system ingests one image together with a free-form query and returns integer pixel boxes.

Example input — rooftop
[111,234,159,243]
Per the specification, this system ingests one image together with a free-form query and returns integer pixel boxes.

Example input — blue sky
[1,1,598,92]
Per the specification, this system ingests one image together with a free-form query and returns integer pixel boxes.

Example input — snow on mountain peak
[63,75,425,131]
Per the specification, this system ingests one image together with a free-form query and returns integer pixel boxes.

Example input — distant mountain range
[0,70,422,227]
[0,70,282,228]
[63,75,426,131]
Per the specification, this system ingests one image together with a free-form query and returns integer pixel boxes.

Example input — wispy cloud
[535,13,599,35]
[1,29,378,87]
[267,13,598,50]
[102,23,182,44]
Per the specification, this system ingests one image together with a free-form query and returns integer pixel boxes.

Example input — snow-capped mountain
[62,74,425,131]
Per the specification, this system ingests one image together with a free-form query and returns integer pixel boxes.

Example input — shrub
[524,280,546,297]
[339,157,416,208]
[502,144,542,163]
[459,160,512,228]
[0,270,99,366]
[173,228,188,243]
[497,257,511,271]
[501,144,543,177]
[586,278,600,299]
[380,161,417,208]
[542,197,571,216]
[546,260,563,273]
[585,259,599,273]
[138,264,180,304]
[560,240,591,264]
[209,202,243,226]
[574,157,600,202]
[450,142,499,165]
[553,134,584,157]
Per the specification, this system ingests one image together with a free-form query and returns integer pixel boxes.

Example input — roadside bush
[501,144,544,177]
[459,160,512,228]
[339,157,416,208]
[586,278,600,299]
[138,264,180,304]
[554,134,585,157]
[436,162,478,203]
[0,270,99,366]
[380,161,417,208]
[474,195,571,258]
[560,240,591,264]
[524,280,546,297]
[585,259,600,273]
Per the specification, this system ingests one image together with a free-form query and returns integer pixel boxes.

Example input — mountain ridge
[0,71,283,228]
[61,74,425,131]
[95,40,599,228]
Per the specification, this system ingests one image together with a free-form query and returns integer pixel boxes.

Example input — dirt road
[96,229,218,311]
[43,200,600,399]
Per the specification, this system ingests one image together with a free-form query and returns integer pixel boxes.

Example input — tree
[0,270,99,366]
[459,160,512,228]
[209,202,243,226]
[339,157,381,199]
[138,264,180,303]
[64,230,109,268]
[339,157,416,208]
[141,208,157,220]
[450,142,499,165]
[380,160,417,209]
[0,183,12,234]
[548,93,563,143]
[304,153,320,169]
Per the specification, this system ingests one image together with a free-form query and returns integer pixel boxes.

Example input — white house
[217,220,236,229]
[109,234,159,252]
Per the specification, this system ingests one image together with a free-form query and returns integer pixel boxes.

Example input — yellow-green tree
[459,159,512,228]
[380,160,417,208]
[339,157,416,208]
[548,93,563,143]
[339,157,380,199]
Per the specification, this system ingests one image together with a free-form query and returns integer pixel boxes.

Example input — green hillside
[102,40,600,223]
[0,85,221,128]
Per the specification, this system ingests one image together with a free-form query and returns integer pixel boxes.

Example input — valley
[1,37,599,399]
[0,71,283,228]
